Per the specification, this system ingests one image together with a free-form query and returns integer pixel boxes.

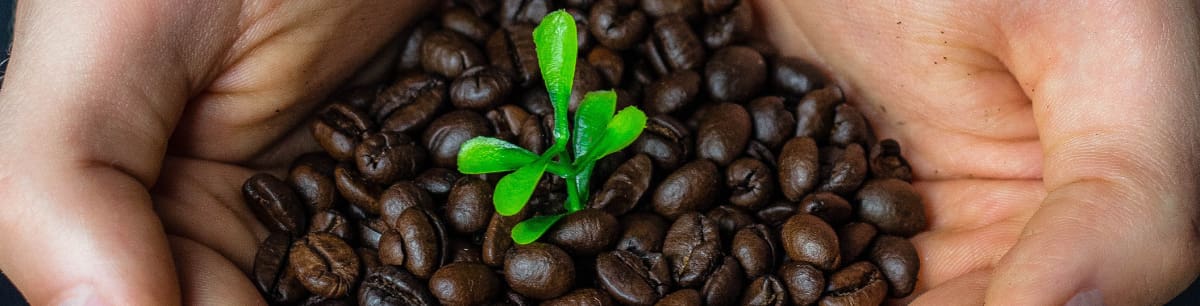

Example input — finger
[154,157,269,272]
[169,236,266,306]
[985,1,1200,304]
[908,268,991,306]
[908,218,1022,289]
[911,179,1043,230]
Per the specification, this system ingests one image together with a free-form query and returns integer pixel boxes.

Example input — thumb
[985,2,1200,305]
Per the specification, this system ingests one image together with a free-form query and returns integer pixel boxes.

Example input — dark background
[0,1,1194,305]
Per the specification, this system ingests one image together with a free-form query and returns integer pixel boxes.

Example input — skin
[0,0,1194,305]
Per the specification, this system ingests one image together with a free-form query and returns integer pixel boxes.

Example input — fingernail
[1066,288,1105,306]
[53,285,109,306]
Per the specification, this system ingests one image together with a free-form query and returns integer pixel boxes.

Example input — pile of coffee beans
[243,1,927,305]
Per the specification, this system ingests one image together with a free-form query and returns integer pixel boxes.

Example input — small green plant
[456,10,647,245]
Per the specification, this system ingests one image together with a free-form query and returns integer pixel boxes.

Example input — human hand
[0,0,430,304]
[754,0,1200,304]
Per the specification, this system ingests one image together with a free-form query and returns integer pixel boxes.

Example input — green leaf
[511,213,566,244]
[493,157,549,216]
[572,91,616,160]
[580,106,647,164]
[533,10,577,150]
[457,137,539,174]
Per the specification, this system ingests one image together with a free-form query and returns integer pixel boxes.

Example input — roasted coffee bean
[701,0,753,49]
[588,47,626,87]
[289,152,339,212]
[358,265,439,306]
[744,140,777,168]
[829,103,871,148]
[357,218,388,249]
[837,222,878,263]
[447,239,483,264]
[482,213,524,267]
[869,139,913,182]
[517,115,550,154]
[312,103,374,161]
[415,167,462,198]
[499,0,552,27]
[700,256,744,306]
[772,56,822,96]
[732,224,777,278]
[663,213,722,288]
[378,228,406,266]
[798,192,853,226]
[358,247,383,275]
[820,261,887,306]
[631,115,692,171]
[705,205,756,245]
[355,132,427,184]
[253,233,306,305]
[334,164,381,214]
[596,250,673,305]
[309,210,352,241]
[726,157,775,210]
[430,262,502,305]
[781,214,840,270]
[566,8,594,51]
[423,110,492,168]
[547,209,620,255]
[854,178,927,237]
[644,69,701,115]
[445,177,494,233]
[487,25,541,87]
[591,154,653,215]
[298,295,352,306]
[656,289,701,306]
[589,0,648,50]
[442,7,494,43]
[450,66,512,111]
[543,288,616,306]
[504,242,576,299]
[778,262,824,306]
[652,159,720,219]
[869,235,919,297]
[380,181,435,226]
[642,0,700,19]
[702,0,737,14]
[818,143,867,195]
[486,104,532,141]
[571,59,608,111]
[491,290,534,306]
[459,0,498,16]
[705,46,766,102]
[243,173,308,236]
[289,233,360,298]
[421,31,485,78]
[616,212,670,254]
[755,200,798,228]
[373,73,446,134]
[697,102,751,166]
[794,86,842,143]
[778,137,820,201]
[384,207,448,279]
[747,96,796,150]
[741,275,787,306]
[644,16,706,74]
[397,20,437,71]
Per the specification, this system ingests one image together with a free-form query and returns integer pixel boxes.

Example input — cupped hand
[0,0,430,304]
[755,0,1200,304]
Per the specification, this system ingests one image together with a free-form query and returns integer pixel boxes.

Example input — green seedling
[456,10,647,245]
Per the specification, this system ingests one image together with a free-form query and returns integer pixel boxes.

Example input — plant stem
[564,173,583,212]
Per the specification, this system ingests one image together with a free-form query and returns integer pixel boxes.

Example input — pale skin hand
[755,0,1200,305]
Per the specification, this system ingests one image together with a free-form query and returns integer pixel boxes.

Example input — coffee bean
[697,102,751,165]
[516,115,551,154]
[643,69,701,115]
[596,250,673,305]
[380,181,435,227]
[663,213,722,288]
[312,103,374,161]
[854,178,927,237]
[616,212,669,254]
[309,210,352,241]
[869,139,913,182]
[656,289,701,306]
[481,214,520,267]
[504,242,576,299]
[798,192,853,226]
[701,0,753,49]
[778,262,824,306]
[726,157,775,210]
[590,154,653,216]
[818,143,867,195]
[422,31,485,78]
[643,16,706,74]
[642,0,700,19]
[547,209,620,255]
[385,207,448,279]
[243,173,308,236]
[589,0,648,50]
[837,222,878,264]
[780,214,840,271]
[445,176,494,234]
[778,137,819,201]
[772,56,822,96]
[378,228,406,266]
[588,47,626,87]
[700,256,744,306]
[485,104,531,142]
[631,115,692,171]
[705,46,766,102]
[373,73,447,134]
[358,247,383,275]
[543,288,616,306]
[499,0,552,27]
[298,295,352,306]
[705,205,756,245]
[450,67,512,112]
[819,261,887,306]
[334,163,381,214]
[794,87,842,144]
[430,262,502,305]
[357,218,388,249]
[829,103,871,148]
[652,159,720,219]
[570,59,608,111]
[491,290,535,306]
[289,233,360,298]
[288,152,339,212]
[397,20,437,71]
[732,224,777,279]
[747,96,796,150]
[358,265,439,306]
[868,235,919,297]
[744,140,777,168]
[355,132,427,184]
[566,8,594,52]
[755,200,798,228]
[423,110,492,168]
[702,0,736,14]
[252,233,306,305]
[487,25,541,87]
[442,7,494,44]
[415,167,462,198]
[741,275,787,306]
[447,239,483,264]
